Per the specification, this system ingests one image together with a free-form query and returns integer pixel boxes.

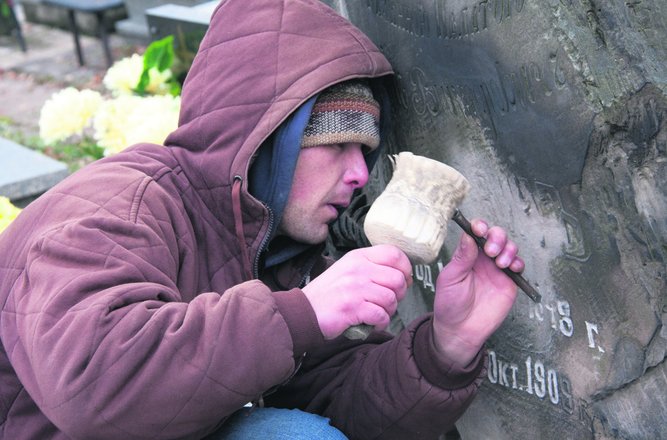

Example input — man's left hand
[431,219,524,368]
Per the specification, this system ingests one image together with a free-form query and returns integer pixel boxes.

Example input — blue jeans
[206,407,348,439]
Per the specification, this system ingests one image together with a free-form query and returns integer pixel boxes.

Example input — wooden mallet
[343,152,541,340]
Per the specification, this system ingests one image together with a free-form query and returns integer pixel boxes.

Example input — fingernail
[496,255,510,267]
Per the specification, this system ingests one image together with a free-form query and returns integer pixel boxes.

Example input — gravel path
[0,17,145,138]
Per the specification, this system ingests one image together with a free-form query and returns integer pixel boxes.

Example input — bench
[0,0,27,52]
[41,0,125,67]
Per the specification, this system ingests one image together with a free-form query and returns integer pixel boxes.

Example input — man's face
[278,142,369,244]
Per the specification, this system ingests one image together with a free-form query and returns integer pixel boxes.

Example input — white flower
[144,68,174,95]
[39,88,103,144]
[103,54,144,96]
[103,53,174,96]
[93,95,181,156]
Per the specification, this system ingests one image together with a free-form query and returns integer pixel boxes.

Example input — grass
[0,116,103,172]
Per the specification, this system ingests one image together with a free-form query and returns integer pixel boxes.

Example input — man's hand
[432,219,524,368]
[303,245,412,339]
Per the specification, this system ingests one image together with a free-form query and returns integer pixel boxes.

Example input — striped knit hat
[301,80,381,150]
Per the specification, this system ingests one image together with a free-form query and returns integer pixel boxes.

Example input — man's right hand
[302,245,412,339]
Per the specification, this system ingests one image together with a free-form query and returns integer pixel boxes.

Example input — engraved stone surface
[324,0,666,438]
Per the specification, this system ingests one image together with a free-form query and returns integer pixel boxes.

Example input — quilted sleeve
[6,214,316,440]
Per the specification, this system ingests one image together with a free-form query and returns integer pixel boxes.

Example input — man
[0,1,522,439]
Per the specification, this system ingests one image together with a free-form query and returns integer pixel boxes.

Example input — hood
[164,0,393,278]
[165,0,392,212]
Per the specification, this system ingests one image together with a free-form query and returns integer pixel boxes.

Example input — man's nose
[343,146,369,189]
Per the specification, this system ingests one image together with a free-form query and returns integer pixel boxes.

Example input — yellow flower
[91,95,135,154]
[103,54,173,96]
[123,95,180,148]
[93,95,181,156]
[39,88,103,144]
[144,67,174,95]
[103,54,144,96]
[0,197,21,234]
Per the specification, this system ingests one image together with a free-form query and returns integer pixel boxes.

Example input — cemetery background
[1,1,667,439]
[0,3,148,210]
[0,0,211,211]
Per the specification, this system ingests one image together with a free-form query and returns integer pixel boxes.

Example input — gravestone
[116,0,209,38]
[145,1,215,44]
[324,1,667,439]
[145,1,217,79]
[0,137,68,207]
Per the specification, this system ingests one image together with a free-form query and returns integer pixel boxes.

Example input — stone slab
[323,1,667,439]
[0,136,68,201]
[116,0,210,38]
[146,1,217,27]
[145,1,216,57]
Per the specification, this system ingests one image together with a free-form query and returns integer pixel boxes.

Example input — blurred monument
[323,1,667,439]
[116,0,208,38]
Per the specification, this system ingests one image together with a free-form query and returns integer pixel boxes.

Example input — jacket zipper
[231,175,276,280]
[231,176,253,280]
[232,179,309,406]
[252,201,274,279]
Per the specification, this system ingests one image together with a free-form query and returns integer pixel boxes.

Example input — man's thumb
[443,232,479,281]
